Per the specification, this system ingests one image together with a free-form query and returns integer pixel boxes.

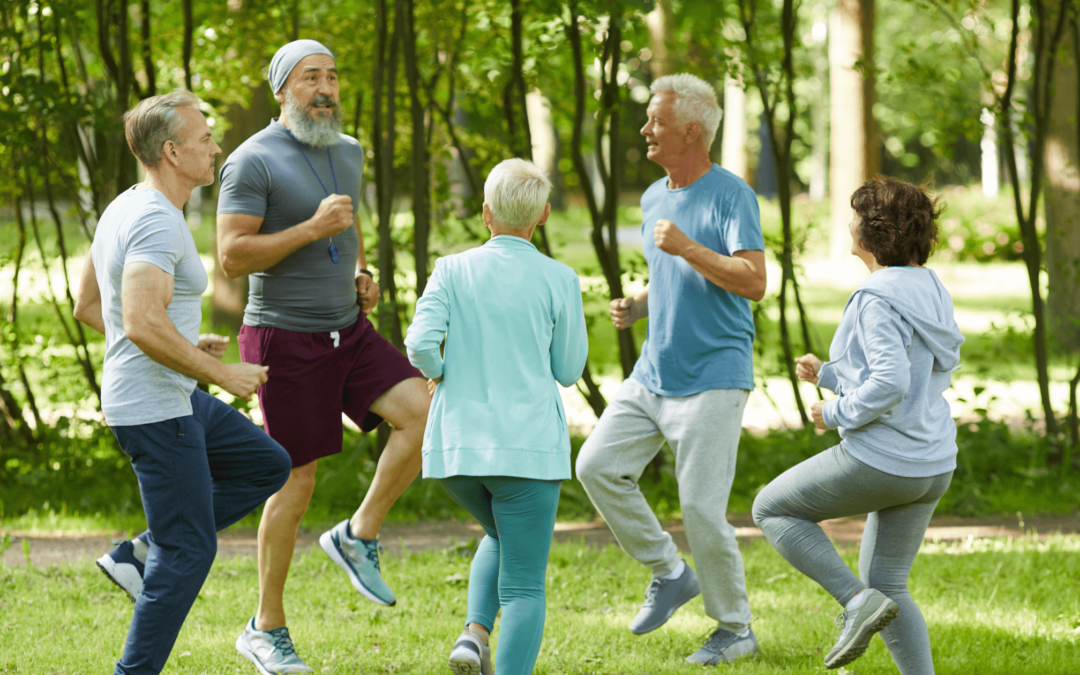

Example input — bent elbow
[219,256,244,280]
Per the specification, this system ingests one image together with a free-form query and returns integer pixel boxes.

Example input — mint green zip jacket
[404,235,588,480]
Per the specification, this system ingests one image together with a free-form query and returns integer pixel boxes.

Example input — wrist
[356,268,374,279]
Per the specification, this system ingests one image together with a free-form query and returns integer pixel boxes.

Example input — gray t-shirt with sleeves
[91,187,208,426]
[217,119,362,333]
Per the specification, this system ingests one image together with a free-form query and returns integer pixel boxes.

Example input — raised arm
[121,262,267,397]
[820,297,912,431]
[73,251,105,335]
[216,193,354,279]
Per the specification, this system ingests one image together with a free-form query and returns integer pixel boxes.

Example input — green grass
[2,535,1078,673]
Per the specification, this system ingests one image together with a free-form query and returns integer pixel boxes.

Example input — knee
[574,441,605,487]
[268,448,292,489]
[751,489,776,529]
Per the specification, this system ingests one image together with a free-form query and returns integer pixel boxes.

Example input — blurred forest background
[2,0,1080,530]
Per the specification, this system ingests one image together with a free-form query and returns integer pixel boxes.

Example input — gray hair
[650,74,722,149]
[484,158,552,229]
[123,91,201,168]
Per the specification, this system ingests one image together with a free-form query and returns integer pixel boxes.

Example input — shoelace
[267,626,298,657]
[642,578,664,607]
[350,539,383,571]
[834,612,849,635]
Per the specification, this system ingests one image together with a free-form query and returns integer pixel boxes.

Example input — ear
[536,202,551,227]
[482,202,494,228]
[160,140,181,168]
[684,122,702,145]
[274,90,286,107]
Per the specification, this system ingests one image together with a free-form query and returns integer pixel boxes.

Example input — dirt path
[4,513,1077,569]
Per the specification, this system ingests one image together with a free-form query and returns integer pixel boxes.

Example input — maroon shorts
[238,316,422,467]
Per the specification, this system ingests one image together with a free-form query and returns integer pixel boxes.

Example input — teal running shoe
[319,519,396,606]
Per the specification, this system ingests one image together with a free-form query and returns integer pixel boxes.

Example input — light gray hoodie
[818,267,965,478]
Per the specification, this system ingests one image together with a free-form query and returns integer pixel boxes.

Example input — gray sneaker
[235,618,313,675]
[447,630,493,675]
[824,589,899,669]
[685,627,760,665]
[629,561,700,635]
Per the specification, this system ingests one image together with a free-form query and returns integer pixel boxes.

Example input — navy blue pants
[111,389,291,675]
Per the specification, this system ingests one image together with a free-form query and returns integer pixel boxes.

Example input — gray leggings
[752,444,952,675]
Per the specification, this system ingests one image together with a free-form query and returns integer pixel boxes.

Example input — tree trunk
[828,0,876,262]
[645,0,674,78]
[182,0,193,90]
[373,0,404,350]
[139,0,155,97]
[1045,18,1080,353]
[402,0,432,298]
[721,77,748,180]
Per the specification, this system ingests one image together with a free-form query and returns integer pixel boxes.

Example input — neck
[663,153,713,190]
[490,226,536,242]
[140,169,191,210]
[279,113,292,131]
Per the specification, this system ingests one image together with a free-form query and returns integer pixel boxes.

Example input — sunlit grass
[3,535,1078,674]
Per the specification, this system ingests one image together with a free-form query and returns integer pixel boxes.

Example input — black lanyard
[285,127,341,263]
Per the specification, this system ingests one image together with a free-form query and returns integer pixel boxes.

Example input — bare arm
[73,251,106,335]
[121,262,267,397]
[654,218,767,301]
[216,194,354,279]
[353,213,380,314]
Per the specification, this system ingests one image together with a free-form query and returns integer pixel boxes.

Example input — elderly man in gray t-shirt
[74,92,291,675]
[215,40,429,673]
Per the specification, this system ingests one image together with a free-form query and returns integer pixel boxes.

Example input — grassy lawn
[2,535,1078,674]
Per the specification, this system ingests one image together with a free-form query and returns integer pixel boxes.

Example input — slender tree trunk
[182,0,193,90]
[402,0,432,297]
[740,0,811,426]
[139,0,155,97]
[999,0,1067,440]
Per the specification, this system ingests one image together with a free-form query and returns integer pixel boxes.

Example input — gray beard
[284,91,343,148]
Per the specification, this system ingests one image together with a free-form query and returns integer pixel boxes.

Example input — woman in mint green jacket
[405,159,588,675]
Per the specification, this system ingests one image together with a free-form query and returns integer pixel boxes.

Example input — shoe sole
[318,530,396,607]
[824,601,900,669]
[448,650,483,675]
[96,556,139,603]
[630,583,701,635]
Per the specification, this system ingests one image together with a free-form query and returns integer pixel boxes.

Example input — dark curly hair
[850,177,944,267]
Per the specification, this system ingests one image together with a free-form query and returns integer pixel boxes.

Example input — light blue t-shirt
[630,165,764,396]
[91,187,208,426]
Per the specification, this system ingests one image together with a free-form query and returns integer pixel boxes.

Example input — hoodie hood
[849,267,965,372]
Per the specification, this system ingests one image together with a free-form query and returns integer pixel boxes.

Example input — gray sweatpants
[752,444,952,675]
[576,378,752,633]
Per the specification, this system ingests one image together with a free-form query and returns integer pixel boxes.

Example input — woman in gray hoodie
[753,178,964,674]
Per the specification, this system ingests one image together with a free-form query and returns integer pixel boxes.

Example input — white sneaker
[235,618,313,675]
[448,630,492,675]
[96,540,144,602]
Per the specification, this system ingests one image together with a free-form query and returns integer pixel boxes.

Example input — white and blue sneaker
[685,627,760,665]
[236,618,313,675]
[96,540,144,602]
[319,519,396,606]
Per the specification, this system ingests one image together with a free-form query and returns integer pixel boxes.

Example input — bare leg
[255,460,318,631]
[349,377,428,539]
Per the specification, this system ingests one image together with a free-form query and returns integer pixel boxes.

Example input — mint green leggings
[440,476,561,675]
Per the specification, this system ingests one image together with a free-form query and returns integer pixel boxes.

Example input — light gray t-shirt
[217,119,362,332]
[92,187,207,426]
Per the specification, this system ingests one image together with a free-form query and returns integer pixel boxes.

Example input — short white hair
[484,158,552,229]
[650,74,722,150]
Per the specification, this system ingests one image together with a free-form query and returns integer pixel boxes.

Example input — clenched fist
[653,219,694,257]
[308,194,354,241]
[810,400,828,430]
[355,273,380,315]
[218,362,269,400]
[610,297,643,330]
[794,353,823,385]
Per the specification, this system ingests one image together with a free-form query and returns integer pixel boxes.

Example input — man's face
[173,106,221,187]
[281,54,340,122]
[640,92,689,168]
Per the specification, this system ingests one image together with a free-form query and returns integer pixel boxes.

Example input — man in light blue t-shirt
[74,92,290,675]
[576,74,767,667]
